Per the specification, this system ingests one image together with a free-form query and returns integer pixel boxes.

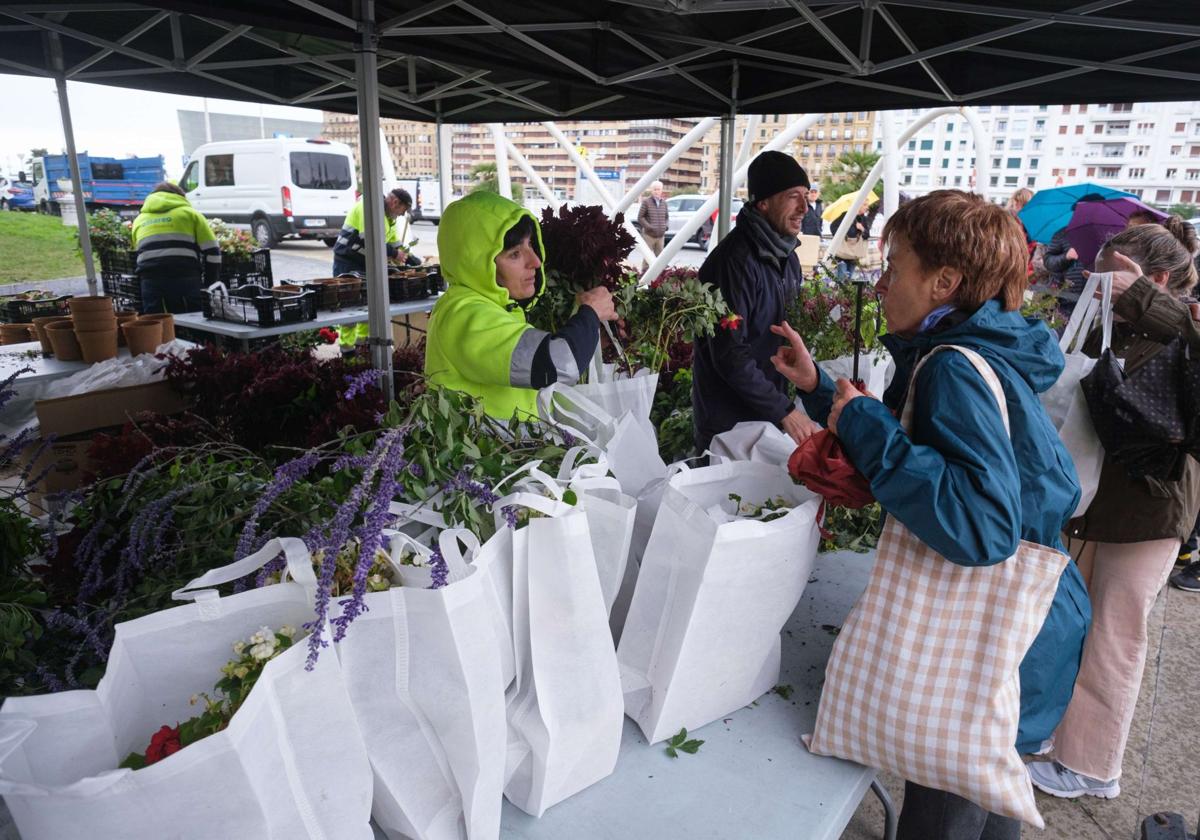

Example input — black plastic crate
[220,249,273,288]
[389,272,429,303]
[101,273,142,310]
[203,285,317,327]
[97,249,137,275]
[426,268,444,296]
[0,293,73,323]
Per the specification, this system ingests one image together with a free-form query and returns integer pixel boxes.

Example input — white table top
[172,297,440,340]
[489,549,877,840]
[0,340,193,387]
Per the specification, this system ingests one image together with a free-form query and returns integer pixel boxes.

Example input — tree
[468,162,521,203]
[1167,203,1199,219]
[823,150,882,203]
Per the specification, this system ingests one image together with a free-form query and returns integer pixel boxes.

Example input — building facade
[449,119,703,200]
[178,110,323,159]
[321,113,439,178]
[879,101,1200,210]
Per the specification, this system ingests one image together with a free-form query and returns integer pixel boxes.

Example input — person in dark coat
[831,201,880,279]
[691,151,816,454]
[1042,226,1086,315]
[801,186,824,236]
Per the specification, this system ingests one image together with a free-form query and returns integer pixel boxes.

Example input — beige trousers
[1053,537,1180,781]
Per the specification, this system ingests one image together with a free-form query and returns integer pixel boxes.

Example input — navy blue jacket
[691,217,803,453]
[801,301,1091,752]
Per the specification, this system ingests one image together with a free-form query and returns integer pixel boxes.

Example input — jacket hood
[140,190,191,214]
[882,300,1064,394]
[437,191,544,310]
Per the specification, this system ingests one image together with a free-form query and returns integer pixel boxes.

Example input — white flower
[248,625,273,645]
[233,665,250,679]
[278,625,296,638]
[249,640,277,661]
[232,640,246,655]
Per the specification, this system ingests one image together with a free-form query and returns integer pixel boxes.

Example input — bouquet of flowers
[208,218,257,262]
[614,267,729,374]
[785,263,886,363]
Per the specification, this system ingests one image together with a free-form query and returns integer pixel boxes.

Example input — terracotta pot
[0,323,35,345]
[122,319,163,356]
[115,311,138,347]
[31,316,62,354]
[139,313,175,342]
[67,296,115,316]
[45,321,82,361]
[71,310,118,332]
[76,328,118,363]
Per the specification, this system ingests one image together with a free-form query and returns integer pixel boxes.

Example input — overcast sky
[0,73,325,180]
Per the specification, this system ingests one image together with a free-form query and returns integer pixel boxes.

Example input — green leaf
[678,739,704,754]
[562,489,578,506]
[773,684,794,700]
[665,744,679,758]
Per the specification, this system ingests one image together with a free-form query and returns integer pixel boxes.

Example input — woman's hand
[780,409,821,446]
[828,378,868,438]
[1085,249,1142,302]
[770,321,818,392]
[577,286,616,321]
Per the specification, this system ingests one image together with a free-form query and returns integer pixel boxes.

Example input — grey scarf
[738,204,798,262]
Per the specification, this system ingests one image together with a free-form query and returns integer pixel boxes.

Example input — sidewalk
[841,580,1200,839]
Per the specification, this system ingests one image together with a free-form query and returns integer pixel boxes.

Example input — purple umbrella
[1066,197,1168,268]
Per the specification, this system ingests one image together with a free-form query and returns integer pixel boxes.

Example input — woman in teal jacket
[775,190,1089,839]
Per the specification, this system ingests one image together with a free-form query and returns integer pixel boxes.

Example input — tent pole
[355,0,395,401]
[435,105,452,211]
[47,33,96,295]
[881,108,900,220]
[489,123,512,200]
[717,60,738,241]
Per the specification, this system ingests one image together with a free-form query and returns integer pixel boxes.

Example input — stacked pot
[0,323,36,345]
[69,297,119,363]
[122,313,173,356]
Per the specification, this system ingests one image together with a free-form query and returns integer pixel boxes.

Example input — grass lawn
[0,212,85,285]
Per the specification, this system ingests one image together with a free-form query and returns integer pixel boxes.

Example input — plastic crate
[203,285,318,327]
[101,273,142,310]
[389,270,431,303]
[97,249,137,275]
[426,267,445,296]
[0,293,73,324]
[220,249,273,288]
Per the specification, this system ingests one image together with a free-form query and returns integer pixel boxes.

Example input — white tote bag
[1040,271,1111,518]
[805,346,1069,827]
[618,461,822,744]
[332,528,508,840]
[708,421,797,467]
[819,352,893,397]
[489,487,623,817]
[566,346,659,423]
[0,538,374,840]
[537,384,667,499]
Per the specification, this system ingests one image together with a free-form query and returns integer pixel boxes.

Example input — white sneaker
[1028,761,1120,799]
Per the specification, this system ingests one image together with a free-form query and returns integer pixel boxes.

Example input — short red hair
[882,190,1027,311]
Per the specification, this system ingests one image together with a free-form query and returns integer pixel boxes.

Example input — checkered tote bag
[804,345,1069,828]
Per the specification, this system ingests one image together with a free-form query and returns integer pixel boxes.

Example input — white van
[180,138,357,248]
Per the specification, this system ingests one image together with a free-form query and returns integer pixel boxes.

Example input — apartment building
[448,119,704,199]
[322,113,438,177]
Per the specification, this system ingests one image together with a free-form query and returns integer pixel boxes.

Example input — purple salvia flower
[343,368,383,400]
[330,452,374,473]
[237,448,321,564]
[501,505,519,529]
[428,546,449,590]
[0,367,31,417]
[35,664,67,693]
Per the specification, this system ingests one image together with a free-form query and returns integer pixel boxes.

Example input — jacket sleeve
[703,260,795,423]
[637,199,651,230]
[1042,230,1075,275]
[797,365,837,425]
[835,351,1023,565]
[1114,276,1200,350]
[193,210,221,286]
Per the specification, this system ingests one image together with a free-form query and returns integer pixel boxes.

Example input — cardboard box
[24,381,188,500]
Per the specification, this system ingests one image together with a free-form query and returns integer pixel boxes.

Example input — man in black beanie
[692,150,818,454]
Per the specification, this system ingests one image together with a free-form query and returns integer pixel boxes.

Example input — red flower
[719,313,743,331]
[318,327,339,344]
[144,725,182,765]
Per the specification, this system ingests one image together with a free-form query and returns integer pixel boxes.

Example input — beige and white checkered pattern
[804,346,1070,827]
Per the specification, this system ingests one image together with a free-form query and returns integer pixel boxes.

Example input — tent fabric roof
[1,1,1197,121]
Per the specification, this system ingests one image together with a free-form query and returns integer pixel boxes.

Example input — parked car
[663,193,742,249]
[0,177,35,211]
[180,137,357,248]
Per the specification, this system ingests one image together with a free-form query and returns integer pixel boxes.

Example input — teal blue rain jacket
[801,301,1091,753]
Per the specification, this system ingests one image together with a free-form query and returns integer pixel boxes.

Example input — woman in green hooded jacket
[424,191,615,419]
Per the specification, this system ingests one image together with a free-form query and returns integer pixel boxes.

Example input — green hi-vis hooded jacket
[424,191,546,420]
[131,191,221,283]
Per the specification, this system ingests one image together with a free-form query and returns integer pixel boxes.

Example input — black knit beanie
[747,151,810,203]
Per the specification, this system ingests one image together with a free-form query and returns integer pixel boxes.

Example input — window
[915,174,930,186]
[290,152,352,190]
[908,140,916,150]
[903,174,912,185]
[204,154,234,187]
[905,157,915,168]
[1157,189,1172,202]
[996,120,1008,131]
[937,176,947,186]
[817,130,825,140]
[1176,122,1187,133]
[1192,146,1200,157]
[1087,167,1096,177]
[1111,103,1132,112]
[994,138,1005,151]
[992,157,1002,168]
[1094,124,1105,134]
[1183,190,1195,203]
[830,128,840,140]
[180,161,200,193]
[1128,167,1145,178]
[1027,177,1037,187]
[1126,188,1142,198]
[947,122,955,132]
[1034,119,1046,132]
[944,140,952,151]
[1004,175,1019,187]
[990,175,999,186]
[1059,125,1068,135]
[1167,168,1177,179]
[1068,168,1077,176]
[1029,158,1039,169]
[920,139,933,150]
[1033,138,1043,150]
[1052,168,1061,177]
[1079,104,1088,113]
[1062,104,1072,114]
[1172,145,1182,155]
[1011,138,1025,151]
[959,140,968,150]
[941,159,950,168]
[1189,170,1200,181]
[1099,166,1120,178]
[856,128,868,139]
[1075,125,1084,135]
[1006,157,1021,169]
[954,175,962,186]
[918,157,931,167]
[1136,122,1155,135]
[1133,145,1150,157]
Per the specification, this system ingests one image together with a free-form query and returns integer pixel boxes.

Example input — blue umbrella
[1018,182,1137,244]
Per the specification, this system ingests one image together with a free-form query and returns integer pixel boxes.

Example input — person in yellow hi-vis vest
[332,188,419,349]
[131,182,221,314]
